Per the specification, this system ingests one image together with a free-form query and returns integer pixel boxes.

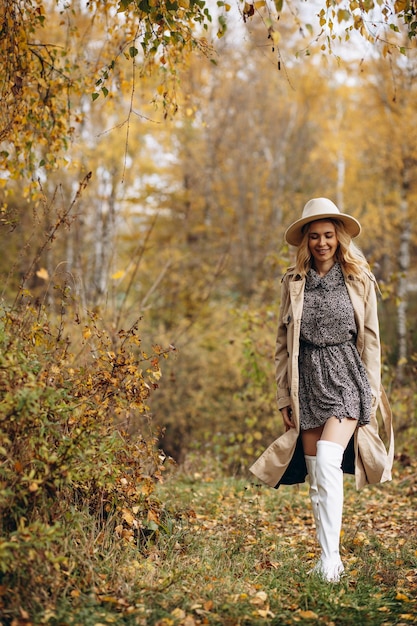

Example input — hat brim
[285,213,361,246]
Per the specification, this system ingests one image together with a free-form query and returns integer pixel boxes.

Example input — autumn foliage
[0,299,172,619]
[0,0,417,623]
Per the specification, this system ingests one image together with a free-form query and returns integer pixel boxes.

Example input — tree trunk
[396,192,411,383]
[93,171,117,305]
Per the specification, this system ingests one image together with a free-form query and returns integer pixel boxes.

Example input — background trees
[1,0,416,468]
[1,1,417,620]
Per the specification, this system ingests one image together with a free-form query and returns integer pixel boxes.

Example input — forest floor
[24,456,417,626]
[140,457,417,626]
[64,454,416,626]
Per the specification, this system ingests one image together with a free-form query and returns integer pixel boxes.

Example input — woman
[250,198,394,583]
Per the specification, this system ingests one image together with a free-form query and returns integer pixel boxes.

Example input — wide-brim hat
[284,197,361,246]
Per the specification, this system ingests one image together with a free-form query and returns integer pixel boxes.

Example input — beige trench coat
[250,268,394,490]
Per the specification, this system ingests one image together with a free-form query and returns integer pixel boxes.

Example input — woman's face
[307,220,338,266]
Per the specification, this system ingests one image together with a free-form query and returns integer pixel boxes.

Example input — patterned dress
[298,263,372,431]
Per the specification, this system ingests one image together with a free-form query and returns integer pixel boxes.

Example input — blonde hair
[293,219,370,279]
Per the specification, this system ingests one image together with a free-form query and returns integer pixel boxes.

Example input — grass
[39,455,417,626]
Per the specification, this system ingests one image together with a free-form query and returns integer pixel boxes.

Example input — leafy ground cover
[146,459,417,626]
[26,455,416,626]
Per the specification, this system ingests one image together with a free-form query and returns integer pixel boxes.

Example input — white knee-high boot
[305,455,320,538]
[314,440,345,582]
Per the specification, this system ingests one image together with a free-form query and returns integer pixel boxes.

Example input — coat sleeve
[275,275,292,410]
[362,274,382,411]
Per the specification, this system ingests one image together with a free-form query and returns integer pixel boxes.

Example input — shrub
[0,303,172,620]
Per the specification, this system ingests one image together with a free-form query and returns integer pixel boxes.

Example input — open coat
[250,268,394,490]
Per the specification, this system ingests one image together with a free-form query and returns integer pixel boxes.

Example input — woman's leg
[301,425,323,456]
[321,415,357,448]
[302,427,324,538]
[314,417,358,582]
[304,454,320,537]
[302,416,357,455]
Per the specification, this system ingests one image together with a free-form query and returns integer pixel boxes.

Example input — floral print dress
[298,263,372,431]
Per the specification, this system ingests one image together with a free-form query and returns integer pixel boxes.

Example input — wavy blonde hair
[293,219,370,279]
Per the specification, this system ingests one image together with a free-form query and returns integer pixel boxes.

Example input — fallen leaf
[396,592,411,602]
[250,590,268,605]
[298,610,318,619]
[122,508,135,526]
[171,608,185,620]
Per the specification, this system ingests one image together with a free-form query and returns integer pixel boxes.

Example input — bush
[0,303,172,621]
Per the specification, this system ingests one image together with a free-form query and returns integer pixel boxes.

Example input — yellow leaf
[255,591,268,601]
[353,532,368,545]
[269,29,280,45]
[396,592,410,602]
[243,2,253,15]
[122,508,135,526]
[140,481,154,496]
[298,611,318,619]
[36,267,49,281]
[394,0,407,12]
[254,0,266,8]
[111,269,125,280]
[83,327,92,340]
[97,596,119,605]
[152,368,162,381]
[147,509,159,523]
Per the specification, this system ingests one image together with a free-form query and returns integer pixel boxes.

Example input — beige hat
[284,197,361,246]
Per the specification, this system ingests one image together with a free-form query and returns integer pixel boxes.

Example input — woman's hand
[281,406,295,431]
